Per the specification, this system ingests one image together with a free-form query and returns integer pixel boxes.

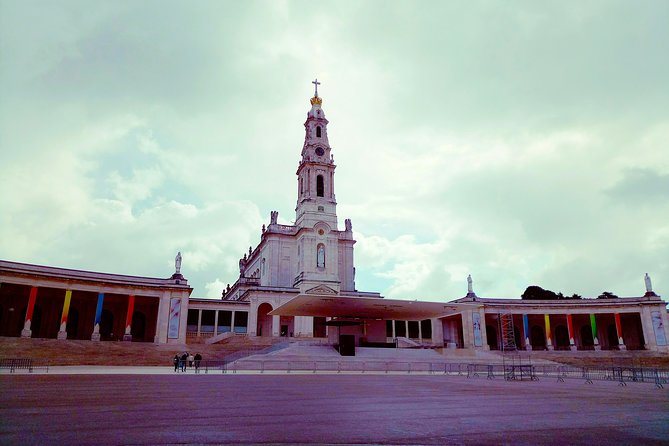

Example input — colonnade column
[123,295,135,341]
[614,313,626,350]
[544,314,553,350]
[231,310,236,334]
[590,314,601,350]
[430,318,444,347]
[418,321,423,343]
[21,286,38,338]
[461,311,473,348]
[272,315,280,336]
[91,292,104,341]
[213,310,219,336]
[196,309,202,337]
[522,314,531,351]
[57,290,72,340]
[405,321,409,338]
[391,320,396,338]
[566,314,577,351]
[479,309,489,350]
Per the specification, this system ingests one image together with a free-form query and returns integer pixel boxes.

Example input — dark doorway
[530,326,546,350]
[580,325,594,349]
[555,325,570,350]
[66,308,80,339]
[313,316,327,338]
[100,309,114,340]
[280,324,288,337]
[395,321,406,337]
[607,324,619,349]
[408,321,420,339]
[513,326,521,349]
[486,325,498,350]
[420,320,432,339]
[131,311,146,341]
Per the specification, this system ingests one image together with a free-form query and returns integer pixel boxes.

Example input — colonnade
[387,319,432,342]
[186,308,249,337]
[0,283,161,342]
[514,312,630,351]
[477,308,667,351]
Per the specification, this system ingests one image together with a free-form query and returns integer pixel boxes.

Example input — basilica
[1,85,668,354]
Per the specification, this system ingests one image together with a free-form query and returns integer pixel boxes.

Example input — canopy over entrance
[269,294,466,320]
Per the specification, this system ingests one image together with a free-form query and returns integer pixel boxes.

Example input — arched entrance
[607,324,619,349]
[256,303,273,337]
[66,308,80,339]
[131,311,146,341]
[580,325,594,349]
[555,325,570,350]
[100,309,114,340]
[530,326,546,350]
[486,325,498,350]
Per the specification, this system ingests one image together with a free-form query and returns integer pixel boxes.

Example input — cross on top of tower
[312,78,321,97]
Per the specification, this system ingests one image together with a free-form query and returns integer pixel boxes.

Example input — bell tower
[295,79,338,229]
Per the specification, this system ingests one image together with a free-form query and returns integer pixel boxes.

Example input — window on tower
[316,175,324,197]
[316,126,321,137]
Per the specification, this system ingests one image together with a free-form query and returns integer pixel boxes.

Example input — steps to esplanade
[504,349,669,368]
[2,336,667,367]
[0,335,283,366]
[235,344,560,366]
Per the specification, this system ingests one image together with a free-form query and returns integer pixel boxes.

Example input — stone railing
[267,224,296,235]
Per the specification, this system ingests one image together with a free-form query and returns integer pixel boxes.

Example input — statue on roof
[270,210,278,225]
[175,252,182,274]
[467,274,473,294]
[645,273,653,293]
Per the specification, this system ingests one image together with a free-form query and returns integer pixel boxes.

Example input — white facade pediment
[305,285,338,295]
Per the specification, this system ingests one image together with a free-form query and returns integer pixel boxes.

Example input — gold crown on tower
[310,95,322,105]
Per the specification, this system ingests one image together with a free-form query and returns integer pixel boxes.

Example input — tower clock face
[315,147,324,156]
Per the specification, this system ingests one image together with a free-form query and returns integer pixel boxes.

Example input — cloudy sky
[1,1,668,301]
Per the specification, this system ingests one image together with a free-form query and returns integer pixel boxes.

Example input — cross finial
[312,78,321,97]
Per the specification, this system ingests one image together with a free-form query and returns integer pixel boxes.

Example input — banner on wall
[472,312,482,347]
[168,298,181,339]
[651,311,667,346]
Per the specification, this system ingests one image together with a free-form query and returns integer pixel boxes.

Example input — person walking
[173,354,179,372]
[180,352,187,372]
[194,353,202,373]
[188,352,194,368]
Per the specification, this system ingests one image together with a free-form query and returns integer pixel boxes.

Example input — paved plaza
[1,372,667,445]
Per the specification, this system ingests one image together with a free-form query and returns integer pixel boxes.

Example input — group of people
[173,352,202,372]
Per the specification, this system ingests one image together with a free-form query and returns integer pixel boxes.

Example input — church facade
[1,86,668,353]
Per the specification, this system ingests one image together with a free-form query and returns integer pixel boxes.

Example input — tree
[597,291,619,299]
[521,286,559,300]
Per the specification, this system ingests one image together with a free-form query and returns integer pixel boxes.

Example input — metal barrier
[194,358,668,389]
[0,358,49,373]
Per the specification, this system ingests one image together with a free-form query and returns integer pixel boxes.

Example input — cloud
[606,168,669,205]
[1,1,668,302]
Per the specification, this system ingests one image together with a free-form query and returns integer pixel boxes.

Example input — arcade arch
[257,302,273,337]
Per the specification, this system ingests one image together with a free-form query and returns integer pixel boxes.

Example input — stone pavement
[1,371,667,445]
